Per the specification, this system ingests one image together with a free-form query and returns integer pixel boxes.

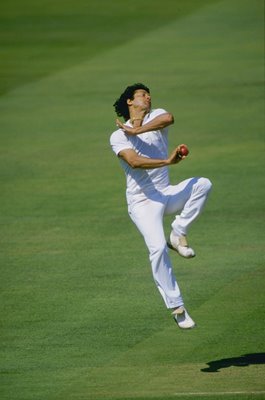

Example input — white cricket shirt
[110,108,170,202]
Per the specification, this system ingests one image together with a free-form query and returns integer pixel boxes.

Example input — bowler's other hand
[116,119,136,135]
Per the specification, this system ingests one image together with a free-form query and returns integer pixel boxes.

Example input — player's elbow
[164,112,174,125]
[119,150,141,168]
[125,155,143,168]
[129,158,141,168]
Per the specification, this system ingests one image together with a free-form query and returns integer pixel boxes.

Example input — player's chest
[131,131,166,148]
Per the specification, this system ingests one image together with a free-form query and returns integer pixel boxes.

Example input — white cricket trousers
[128,177,212,309]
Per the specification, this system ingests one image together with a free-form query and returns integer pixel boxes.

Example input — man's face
[129,89,151,112]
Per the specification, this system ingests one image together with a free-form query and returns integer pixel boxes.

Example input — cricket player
[110,83,212,329]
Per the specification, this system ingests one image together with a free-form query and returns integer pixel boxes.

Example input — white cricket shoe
[172,306,196,329]
[167,231,195,258]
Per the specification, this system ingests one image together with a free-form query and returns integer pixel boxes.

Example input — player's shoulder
[110,128,126,144]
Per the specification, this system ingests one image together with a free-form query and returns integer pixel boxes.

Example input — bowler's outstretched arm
[116,112,174,136]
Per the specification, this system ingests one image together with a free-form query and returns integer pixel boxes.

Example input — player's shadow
[201,353,265,373]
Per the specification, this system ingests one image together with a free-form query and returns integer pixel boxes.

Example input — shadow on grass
[201,353,265,373]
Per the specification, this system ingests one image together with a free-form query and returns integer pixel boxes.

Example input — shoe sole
[173,316,196,329]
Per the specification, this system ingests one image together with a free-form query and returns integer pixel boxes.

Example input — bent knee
[198,177,212,193]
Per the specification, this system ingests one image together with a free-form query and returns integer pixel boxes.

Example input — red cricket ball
[179,144,189,157]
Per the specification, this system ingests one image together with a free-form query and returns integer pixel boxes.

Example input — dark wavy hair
[113,83,150,120]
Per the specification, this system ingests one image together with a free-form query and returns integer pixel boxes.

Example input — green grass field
[0,0,264,399]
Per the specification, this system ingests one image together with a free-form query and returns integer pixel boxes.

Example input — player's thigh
[129,199,166,250]
[164,177,199,215]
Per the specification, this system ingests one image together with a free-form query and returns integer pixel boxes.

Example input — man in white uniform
[110,83,212,329]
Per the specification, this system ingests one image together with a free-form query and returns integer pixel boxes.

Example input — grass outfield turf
[0,0,217,95]
[0,0,264,399]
